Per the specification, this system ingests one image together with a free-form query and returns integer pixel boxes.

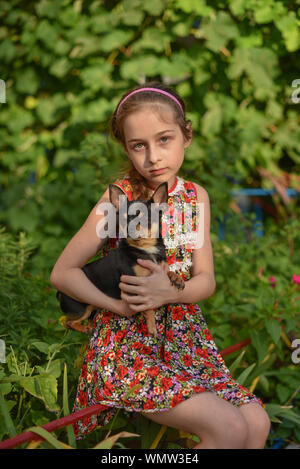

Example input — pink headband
[116,87,184,116]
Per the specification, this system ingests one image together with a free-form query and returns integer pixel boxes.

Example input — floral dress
[72,175,264,439]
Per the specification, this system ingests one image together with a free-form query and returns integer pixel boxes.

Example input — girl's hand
[119,259,173,313]
[111,298,138,318]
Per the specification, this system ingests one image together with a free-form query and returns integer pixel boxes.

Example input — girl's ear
[184,122,193,148]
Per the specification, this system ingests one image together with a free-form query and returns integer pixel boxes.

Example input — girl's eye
[133,136,171,151]
[161,136,169,143]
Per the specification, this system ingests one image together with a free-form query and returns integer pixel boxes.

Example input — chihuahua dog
[56,182,185,337]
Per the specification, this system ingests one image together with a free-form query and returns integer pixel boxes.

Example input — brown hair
[108,81,192,199]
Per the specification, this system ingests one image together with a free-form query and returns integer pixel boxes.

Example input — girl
[50,81,271,449]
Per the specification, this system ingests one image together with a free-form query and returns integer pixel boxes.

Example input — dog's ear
[151,182,168,205]
[109,184,127,211]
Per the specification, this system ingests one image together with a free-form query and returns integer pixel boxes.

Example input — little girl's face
[122,105,191,189]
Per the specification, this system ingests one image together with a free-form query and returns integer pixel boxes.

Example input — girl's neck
[147,175,177,194]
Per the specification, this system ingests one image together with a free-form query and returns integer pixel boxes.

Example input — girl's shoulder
[111,175,133,200]
[179,177,210,205]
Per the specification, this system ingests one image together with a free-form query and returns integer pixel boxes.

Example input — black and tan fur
[56,182,185,337]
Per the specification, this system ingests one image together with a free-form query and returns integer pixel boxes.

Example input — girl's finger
[120,275,145,285]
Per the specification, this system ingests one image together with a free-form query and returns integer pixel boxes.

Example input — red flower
[104,381,114,396]
[95,388,102,401]
[161,377,172,391]
[115,330,126,344]
[165,329,174,342]
[167,252,176,264]
[172,307,184,321]
[163,351,171,363]
[193,385,206,393]
[86,348,95,362]
[78,390,88,407]
[269,276,276,288]
[147,366,160,377]
[182,354,193,367]
[203,328,213,341]
[195,348,209,359]
[118,365,128,379]
[213,382,227,391]
[133,357,144,370]
[100,355,108,367]
[144,399,156,410]
[139,345,151,355]
[81,364,87,379]
[171,393,184,407]
[103,330,111,346]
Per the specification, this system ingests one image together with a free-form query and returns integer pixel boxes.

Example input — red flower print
[118,365,128,379]
[86,349,95,362]
[166,329,174,342]
[163,351,171,363]
[210,369,223,378]
[137,321,148,335]
[203,328,213,341]
[213,382,227,391]
[195,348,209,359]
[104,381,114,396]
[182,354,193,367]
[133,357,144,370]
[161,377,172,391]
[103,330,111,346]
[167,252,176,264]
[172,307,184,321]
[81,364,87,379]
[139,345,151,355]
[100,355,108,368]
[147,366,160,377]
[102,312,114,323]
[95,388,102,401]
[193,385,206,393]
[171,393,184,407]
[78,390,88,407]
[115,330,126,344]
[144,399,157,410]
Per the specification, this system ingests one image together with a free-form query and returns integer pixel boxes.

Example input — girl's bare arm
[49,188,130,316]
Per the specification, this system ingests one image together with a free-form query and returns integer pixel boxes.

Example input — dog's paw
[167,271,185,290]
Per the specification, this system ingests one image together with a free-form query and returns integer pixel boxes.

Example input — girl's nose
[148,146,160,164]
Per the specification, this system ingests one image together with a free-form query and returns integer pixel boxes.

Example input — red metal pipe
[0,338,252,449]
[220,338,251,357]
[0,404,109,450]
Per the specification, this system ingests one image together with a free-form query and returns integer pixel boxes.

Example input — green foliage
[0,0,300,449]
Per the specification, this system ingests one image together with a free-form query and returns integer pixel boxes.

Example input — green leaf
[0,389,17,438]
[63,363,76,448]
[236,362,256,385]
[249,330,269,364]
[276,384,291,404]
[228,349,246,377]
[19,374,59,412]
[27,426,66,449]
[93,431,140,449]
[31,341,50,355]
[265,319,281,345]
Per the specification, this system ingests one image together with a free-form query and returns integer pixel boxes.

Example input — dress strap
[112,178,133,201]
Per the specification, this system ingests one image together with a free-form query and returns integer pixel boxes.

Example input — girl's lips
[151,168,166,175]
